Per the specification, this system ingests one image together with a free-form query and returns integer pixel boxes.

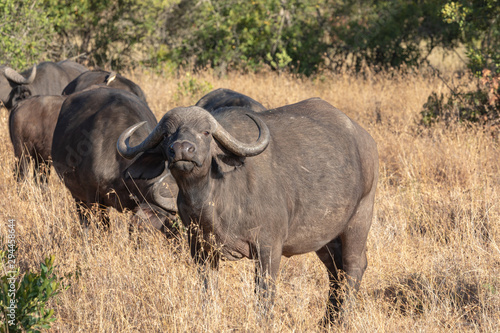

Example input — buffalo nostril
[180,142,195,155]
[170,141,196,159]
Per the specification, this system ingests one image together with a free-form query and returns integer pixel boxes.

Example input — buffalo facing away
[51,87,178,232]
[117,98,379,321]
[62,69,147,103]
[0,60,87,110]
[195,88,266,112]
[9,95,66,183]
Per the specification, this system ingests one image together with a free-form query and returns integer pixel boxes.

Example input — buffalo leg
[96,202,110,230]
[14,154,31,183]
[75,200,90,229]
[187,225,221,311]
[188,224,220,286]
[316,236,344,319]
[75,200,110,230]
[317,194,374,323]
[254,243,282,315]
[34,154,51,185]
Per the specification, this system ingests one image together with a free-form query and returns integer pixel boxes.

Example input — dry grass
[0,66,499,332]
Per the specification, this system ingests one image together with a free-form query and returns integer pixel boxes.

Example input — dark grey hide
[62,69,147,104]
[195,88,266,112]
[9,95,66,183]
[117,98,379,320]
[0,60,87,110]
[51,86,178,233]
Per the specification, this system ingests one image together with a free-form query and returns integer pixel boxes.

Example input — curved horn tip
[106,71,117,85]
[4,67,26,84]
[117,121,148,159]
[212,112,270,157]
[25,65,37,84]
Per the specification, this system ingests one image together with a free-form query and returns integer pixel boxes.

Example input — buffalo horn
[117,121,165,159]
[211,113,270,157]
[106,71,117,85]
[152,174,178,212]
[118,106,270,159]
[4,65,37,84]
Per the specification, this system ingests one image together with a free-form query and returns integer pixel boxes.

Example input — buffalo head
[117,106,270,176]
[0,65,36,108]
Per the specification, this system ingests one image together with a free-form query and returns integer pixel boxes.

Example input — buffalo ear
[124,152,165,179]
[7,86,31,109]
[212,141,244,174]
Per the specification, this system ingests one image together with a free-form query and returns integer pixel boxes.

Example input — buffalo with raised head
[195,88,266,112]
[51,86,178,233]
[117,98,379,321]
[9,95,66,183]
[0,60,87,110]
[62,69,147,103]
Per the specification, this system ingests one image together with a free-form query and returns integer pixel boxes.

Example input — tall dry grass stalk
[0,67,498,332]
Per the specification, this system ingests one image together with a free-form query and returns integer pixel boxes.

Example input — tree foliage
[160,0,328,75]
[43,0,153,69]
[0,0,56,69]
[326,0,461,71]
[441,0,499,75]
[421,0,499,127]
[0,0,493,76]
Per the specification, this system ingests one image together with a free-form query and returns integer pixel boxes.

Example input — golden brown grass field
[1,62,499,331]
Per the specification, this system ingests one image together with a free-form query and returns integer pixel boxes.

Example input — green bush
[421,78,499,126]
[421,0,499,127]
[173,73,213,101]
[1,0,492,76]
[0,0,56,68]
[43,0,152,69]
[327,0,460,72]
[161,0,328,76]
[0,251,68,333]
[441,0,499,75]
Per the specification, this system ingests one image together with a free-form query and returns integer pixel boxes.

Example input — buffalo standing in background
[195,88,266,112]
[62,69,147,103]
[118,98,378,322]
[51,86,178,233]
[9,95,66,183]
[0,60,87,110]
[9,70,145,185]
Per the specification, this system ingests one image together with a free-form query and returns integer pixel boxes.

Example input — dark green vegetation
[1,251,68,333]
[0,0,494,75]
[421,0,499,126]
[2,0,497,125]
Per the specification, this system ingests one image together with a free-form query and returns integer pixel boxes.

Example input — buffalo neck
[174,159,254,238]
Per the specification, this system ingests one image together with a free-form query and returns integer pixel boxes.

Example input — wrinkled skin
[0,60,87,110]
[62,69,147,104]
[9,95,66,183]
[195,88,266,112]
[118,98,379,321]
[52,87,178,233]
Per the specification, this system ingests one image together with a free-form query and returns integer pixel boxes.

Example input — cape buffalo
[9,95,66,183]
[117,98,379,321]
[52,86,178,233]
[0,60,87,110]
[195,88,266,112]
[62,69,147,103]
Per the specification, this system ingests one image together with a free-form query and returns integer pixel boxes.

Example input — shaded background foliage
[326,0,461,71]
[0,0,469,73]
[0,0,498,123]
